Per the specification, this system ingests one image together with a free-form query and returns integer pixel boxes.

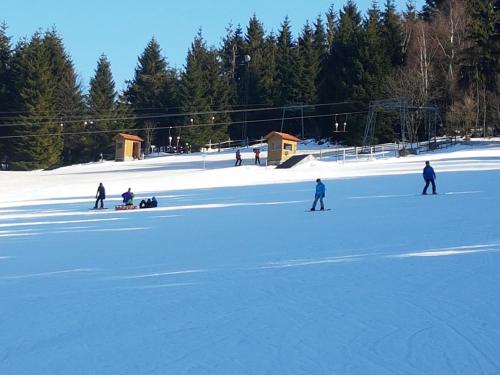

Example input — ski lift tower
[362,98,411,151]
[363,97,441,151]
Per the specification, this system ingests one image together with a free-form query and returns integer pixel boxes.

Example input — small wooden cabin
[265,131,301,165]
[114,133,144,161]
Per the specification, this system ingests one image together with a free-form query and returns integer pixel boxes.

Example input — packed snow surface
[1,142,500,374]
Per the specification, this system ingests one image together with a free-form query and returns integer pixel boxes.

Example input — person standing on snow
[235,149,242,166]
[254,148,261,165]
[311,178,326,211]
[94,182,106,209]
[422,161,437,195]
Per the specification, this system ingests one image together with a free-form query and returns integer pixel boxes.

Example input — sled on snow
[115,204,139,211]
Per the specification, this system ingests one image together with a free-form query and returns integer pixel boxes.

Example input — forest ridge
[0,0,498,170]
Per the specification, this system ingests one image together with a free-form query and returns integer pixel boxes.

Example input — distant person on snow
[422,161,437,195]
[254,148,261,165]
[94,182,106,209]
[311,178,326,211]
[139,197,158,209]
[122,188,135,205]
[151,197,158,207]
[235,149,242,166]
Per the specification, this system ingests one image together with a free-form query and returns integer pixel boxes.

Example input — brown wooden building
[114,133,144,161]
[265,131,301,165]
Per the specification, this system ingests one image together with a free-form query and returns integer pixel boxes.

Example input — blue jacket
[122,191,134,203]
[315,182,326,197]
[423,165,436,180]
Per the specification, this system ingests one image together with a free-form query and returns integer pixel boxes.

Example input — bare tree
[143,120,157,154]
[447,92,477,138]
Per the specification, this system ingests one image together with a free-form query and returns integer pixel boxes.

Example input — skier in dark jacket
[422,161,437,195]
[235,149,242,166]
[94,182,106,209]
[311,178,326,211]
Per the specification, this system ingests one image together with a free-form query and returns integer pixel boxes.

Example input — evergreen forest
[0,0,498,170]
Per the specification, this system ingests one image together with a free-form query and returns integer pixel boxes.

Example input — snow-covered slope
[1,142,500,374]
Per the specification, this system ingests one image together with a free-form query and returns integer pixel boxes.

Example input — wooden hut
[264,131,301,165]
[114,133,144,161]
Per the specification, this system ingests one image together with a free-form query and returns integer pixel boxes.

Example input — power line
[0,101,362,127]
[0,111,369,140]
[0,101,362,117]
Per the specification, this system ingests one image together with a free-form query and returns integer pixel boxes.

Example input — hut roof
[264,131,301,142]
[115,133,144,142]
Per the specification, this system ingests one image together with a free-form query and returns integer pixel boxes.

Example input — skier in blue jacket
[121,188,135,205]
[311,178,326,211]
[422,161,437,195]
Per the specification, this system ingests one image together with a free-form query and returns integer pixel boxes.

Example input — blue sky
[1,0,422,92]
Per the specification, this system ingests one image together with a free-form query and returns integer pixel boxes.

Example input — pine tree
[319,1,366,143]
[275,17,301,105]
[43,29,86,163]
[321,0,364,102]
[325,5,337,52]
[220,23,245,105]
[0,23,14,156]
[244,15,266,107]
[313,15,329,69]
[87,54,119,158]
[178,31,212,149]
[126,37,177,152]
[421,0,445,21]
[361,1,392,100]
[381,0,405,67]
[11,33,62,170]
[298,22,321,105]
[205,49,231,143]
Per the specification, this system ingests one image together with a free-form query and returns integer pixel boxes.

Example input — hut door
[133,142,141,159]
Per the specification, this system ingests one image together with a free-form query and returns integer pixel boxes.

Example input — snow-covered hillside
[1,141,500,374]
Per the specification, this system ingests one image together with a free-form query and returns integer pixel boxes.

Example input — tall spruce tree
[275,17,301,105]
[11,33,62,170]
[313,15,329,70]
[205,49,231,143]
[87,54,119,158]
[178,31,212,149]
[361,1,392,100]
[421,0,445,21]
[220,23,245,105]
[381,0,405,67]
[298,22,321,105]
[244,15,266,106]
[43,29,86,163]
[0,23,14,156]
[321,0,364,101]
[126,37,177,152]
[325,5,338,52]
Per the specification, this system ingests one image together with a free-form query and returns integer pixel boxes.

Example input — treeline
[0,0,498,170]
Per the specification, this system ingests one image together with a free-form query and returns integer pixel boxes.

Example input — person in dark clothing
[311,178,326,211]
[151,197,158,207]
[94,182,106,209]
[422,161,437,195]
[254,149,261,165]
[235,149,242,166]
[139,199,147,209]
